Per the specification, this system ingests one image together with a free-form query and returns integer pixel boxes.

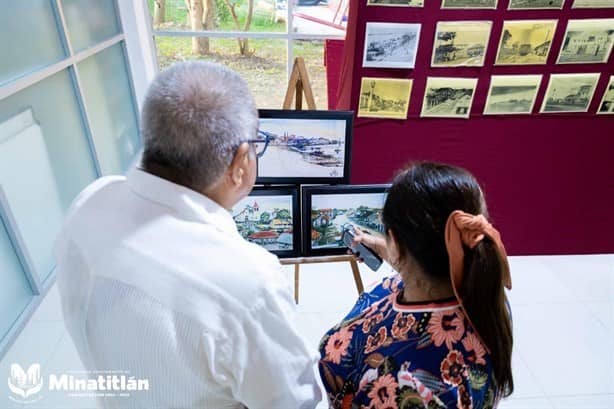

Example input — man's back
[55,169,321,409]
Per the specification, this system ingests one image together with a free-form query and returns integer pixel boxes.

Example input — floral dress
[318,275,497,409]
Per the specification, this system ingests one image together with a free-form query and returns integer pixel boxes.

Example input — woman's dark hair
[382,161,513,397]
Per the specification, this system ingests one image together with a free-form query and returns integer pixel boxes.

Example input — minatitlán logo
[7,363,44,403]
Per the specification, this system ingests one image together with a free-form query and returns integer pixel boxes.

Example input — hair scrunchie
[444,210,512,352]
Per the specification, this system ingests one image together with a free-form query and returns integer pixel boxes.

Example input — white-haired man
[55,61,321,408]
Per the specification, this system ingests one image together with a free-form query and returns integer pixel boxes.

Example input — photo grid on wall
[359,0,614,120]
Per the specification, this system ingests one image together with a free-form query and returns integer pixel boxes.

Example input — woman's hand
[350,226,390,265]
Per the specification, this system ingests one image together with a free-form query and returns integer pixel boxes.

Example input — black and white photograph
[358,77,412,119]
[363,22,421,69]
[432,21,492,67]
[367,0,424,6]
[301,185,389,256]
[484,75,542,114]
[231,187,300,258]
[508,0,565,9]
[541,73,601,113]
[255,110,352,185]
[495,20,558,65]
[441,0,498,9]
[557,19,614,64]
[421,77,478,118]
[573,0,614,7]
[598,76,614,114]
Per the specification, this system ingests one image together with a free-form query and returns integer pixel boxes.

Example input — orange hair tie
[444,210,512,352]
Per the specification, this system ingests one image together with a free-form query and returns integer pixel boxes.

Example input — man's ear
[228,142,251,186]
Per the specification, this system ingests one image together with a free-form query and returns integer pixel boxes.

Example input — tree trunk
[189,0,209,55]
[153,0,166,27]
[224,0,255,56]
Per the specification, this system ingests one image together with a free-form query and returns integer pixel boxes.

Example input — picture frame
[508,0,565,9]
[232,186,301,258]
[256,110,353,185]
[597,75,614,114]
[363,22,422,69]
[301,185,389,257]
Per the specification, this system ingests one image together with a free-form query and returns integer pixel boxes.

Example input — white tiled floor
[1,255,612,408]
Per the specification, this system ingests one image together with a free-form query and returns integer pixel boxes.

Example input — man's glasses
[244,132,275,158]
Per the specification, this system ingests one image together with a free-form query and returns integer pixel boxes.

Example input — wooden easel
[279,58,364,303]
[281,255,364,304]
[283,57,317,110]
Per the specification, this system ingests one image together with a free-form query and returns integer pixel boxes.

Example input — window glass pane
[291,0,347,36]
[293,40,327,109]
[0,70,98,281]
[0,217,33,342]
[78,44,140,175]
[61,0,121,52]
[0,1,65,85]
[156,36,287,108]
[149,0,286,33]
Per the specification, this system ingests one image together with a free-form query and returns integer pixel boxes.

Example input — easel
[279,57,364,303]
[281,255,364,304]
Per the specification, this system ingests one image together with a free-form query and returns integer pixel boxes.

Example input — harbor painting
[541,73,600,113]
[310,192,387,250]
[256,116,348,181]
[232,192,297,255]
[363,22,421,69]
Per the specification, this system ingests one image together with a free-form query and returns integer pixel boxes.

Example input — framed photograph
[367,0,424,6]
[484,75,542,115]
[508,0,565,9]
[432,21,493,67]
[302,185,389,257]
[541,73,601,113]
[363,22,421,69]
[421,77,478,119]
[441,0,498,9]
[495,20,558,65]
[231,187,300,258]
[573,0,614,7]
[256,110,353,185]
[358,77,412,119]
[557,19,614,64]
[598,75,614,114]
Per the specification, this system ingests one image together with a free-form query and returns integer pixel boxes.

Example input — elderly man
[55,61,321,408]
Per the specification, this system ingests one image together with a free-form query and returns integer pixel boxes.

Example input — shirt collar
[126,167,238,236]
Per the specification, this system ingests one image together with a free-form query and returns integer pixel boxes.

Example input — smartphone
[342,225,383,272]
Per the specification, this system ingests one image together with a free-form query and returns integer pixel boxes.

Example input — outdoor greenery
[148,0,329,108]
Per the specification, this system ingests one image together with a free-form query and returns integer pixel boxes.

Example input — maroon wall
[330,1,614,255]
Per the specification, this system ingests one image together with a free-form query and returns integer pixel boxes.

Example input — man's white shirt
[54,168,322,409]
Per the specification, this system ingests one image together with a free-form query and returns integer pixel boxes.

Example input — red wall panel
[332,0,614,255]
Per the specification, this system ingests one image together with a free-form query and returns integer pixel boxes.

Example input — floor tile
[550,394,614,409]
[499,397,554,409]
[512,303,614,396]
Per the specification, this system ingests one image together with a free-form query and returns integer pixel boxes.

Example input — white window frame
[145,0,346,87]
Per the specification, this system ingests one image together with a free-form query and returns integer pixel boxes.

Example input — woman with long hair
[319,162,513,409]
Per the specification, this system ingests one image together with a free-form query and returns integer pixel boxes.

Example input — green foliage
[260,212,271,224]
[215,0,232,24]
